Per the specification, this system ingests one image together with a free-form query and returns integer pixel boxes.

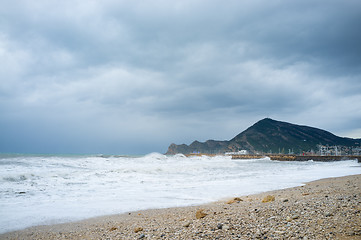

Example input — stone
[226,197,243,204]
[134,227,143,233]
[226,199,236,204]
[217,223,223,229]
[139,233,145,239]
[196,209,208,219]
[285,214,300,222]
[183,221,192,227]
[262,195,275,203]
[222,224,230,230]
[324,212,332,217]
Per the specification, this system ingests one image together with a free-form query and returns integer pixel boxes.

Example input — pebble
[262,195,275,203]
[183,221,192,227]
[324,212,332,217]
[196,209,208,219]
[134,227,143,233]
[222,224,230,231]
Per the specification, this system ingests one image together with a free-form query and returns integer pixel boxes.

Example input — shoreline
[1,174,361,239]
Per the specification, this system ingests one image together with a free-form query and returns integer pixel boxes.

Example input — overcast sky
[1,0,361,154]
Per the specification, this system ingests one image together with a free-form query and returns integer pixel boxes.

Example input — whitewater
[0,153,360,233]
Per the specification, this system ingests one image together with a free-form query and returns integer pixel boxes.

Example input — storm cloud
[1,0,361,154]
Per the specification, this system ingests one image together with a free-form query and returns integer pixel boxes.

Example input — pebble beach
[1,174,360,240]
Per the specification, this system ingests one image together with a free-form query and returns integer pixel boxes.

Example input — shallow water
[0,153,360,233]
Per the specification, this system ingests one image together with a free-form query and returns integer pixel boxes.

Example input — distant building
[317,145,347,156]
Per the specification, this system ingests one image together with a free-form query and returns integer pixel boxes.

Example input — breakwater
[232,154,360,162]
[184,153,360,162]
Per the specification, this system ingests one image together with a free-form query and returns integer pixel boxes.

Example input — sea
[0,153,360,233]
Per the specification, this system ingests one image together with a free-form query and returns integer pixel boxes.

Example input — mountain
[166,118,361,155]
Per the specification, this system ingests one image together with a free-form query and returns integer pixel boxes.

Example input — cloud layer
[1,0,361,154]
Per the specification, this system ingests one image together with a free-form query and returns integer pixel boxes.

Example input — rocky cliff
[166,118,361,155]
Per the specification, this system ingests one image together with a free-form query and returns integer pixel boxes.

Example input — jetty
[232,154,360,162]
[183,153,360,162]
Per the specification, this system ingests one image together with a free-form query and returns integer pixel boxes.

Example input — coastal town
[186,144,361,162]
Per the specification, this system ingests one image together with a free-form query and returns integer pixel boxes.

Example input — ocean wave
[0,153,360,234]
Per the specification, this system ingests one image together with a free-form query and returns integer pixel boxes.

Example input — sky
[1,0,361,154]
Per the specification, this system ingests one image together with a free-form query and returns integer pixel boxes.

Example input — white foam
[0,154,359,233]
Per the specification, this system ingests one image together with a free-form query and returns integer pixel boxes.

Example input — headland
[167,118,361,157]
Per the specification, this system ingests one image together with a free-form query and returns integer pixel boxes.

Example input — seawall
[232,154,360,162]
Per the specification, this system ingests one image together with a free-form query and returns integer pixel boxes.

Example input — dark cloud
[0,0,360,154]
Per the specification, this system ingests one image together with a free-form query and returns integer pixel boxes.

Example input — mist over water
[0,153,360,233]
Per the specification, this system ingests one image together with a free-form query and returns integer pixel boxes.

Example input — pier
[184,153,360,162]
[232,154,360,162]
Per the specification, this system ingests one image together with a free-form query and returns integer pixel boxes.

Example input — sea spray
[0,153,360,233]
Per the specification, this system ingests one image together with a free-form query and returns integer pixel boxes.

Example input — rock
[109,227,117,231]
[134,227,143,233]
[226,197,243,204]
[222,224,230,230]
[281,198,289,202]
[226,199,236,204]
[139,233,145,239]
[262,195,275,203]
[183,221,192,227]
[286,214,299,222]
[196,209,208,219]
[217,223,223,229]
[324,212,332,217]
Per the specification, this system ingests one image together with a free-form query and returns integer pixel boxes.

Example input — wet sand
[1,174,360,239]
